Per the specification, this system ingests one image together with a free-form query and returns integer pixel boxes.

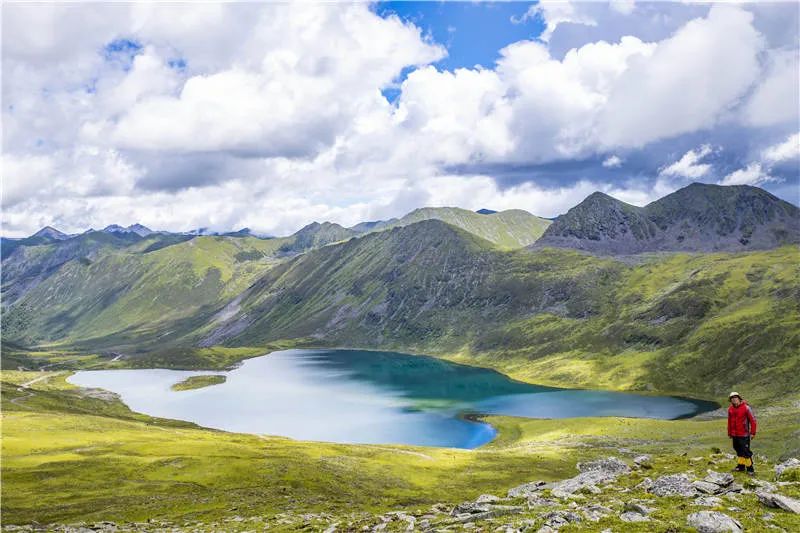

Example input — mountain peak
[535,183,799,254]
[31,226,70,241]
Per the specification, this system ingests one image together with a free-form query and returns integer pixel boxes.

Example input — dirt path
[8,371,66,408]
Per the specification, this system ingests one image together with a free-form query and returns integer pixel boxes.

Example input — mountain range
[2,183,798,401]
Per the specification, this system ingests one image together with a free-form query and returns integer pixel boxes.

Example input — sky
[2,1,799,237]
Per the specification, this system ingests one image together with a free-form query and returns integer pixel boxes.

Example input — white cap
[729,391,741,399]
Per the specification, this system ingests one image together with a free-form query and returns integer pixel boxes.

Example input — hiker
[727,392,757,475]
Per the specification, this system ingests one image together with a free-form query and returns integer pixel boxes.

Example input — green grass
[171,375,226,391]
[2,370,798,528]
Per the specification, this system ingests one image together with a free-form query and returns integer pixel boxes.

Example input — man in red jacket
[727,392,757,475]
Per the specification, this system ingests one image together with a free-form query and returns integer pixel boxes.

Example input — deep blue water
[67,349,716,448]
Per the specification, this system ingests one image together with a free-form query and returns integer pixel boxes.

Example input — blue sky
[2,2,798,236]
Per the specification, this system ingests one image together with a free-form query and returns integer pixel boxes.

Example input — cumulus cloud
[659,145,714,179]
[761,133,800,164]
[719,163,776,186]
[2,2,798,237]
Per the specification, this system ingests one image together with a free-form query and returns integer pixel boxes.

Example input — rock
[650,473,697,497]
[526,494,559,507]
[693,480,724,494]
[694,496,723,507]
[476,494,500,504]
[623,501,654,515]
[620,511,649,522]
[775,458,800,480]
[580,504,612,522]
[577,457,630,476]
[538,510,581,530]
[756,491,800,514]
[636,477,654,491]
[508,481,546,498]
[547,457,631,497]
[633,454,653,469]
[686,511,743,532]
[704,471,734,487]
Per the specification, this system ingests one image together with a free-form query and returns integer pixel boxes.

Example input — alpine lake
[68,349,717,448]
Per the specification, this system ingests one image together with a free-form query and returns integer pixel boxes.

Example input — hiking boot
[732,466,745,472]
[747,467,755,476]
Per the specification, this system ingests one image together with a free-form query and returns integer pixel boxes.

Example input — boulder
[507,481,546,499]
[686,511,743,533]
[620,511,649,522]
[548,457,631,496]
[633,454,653,469]
[775,458,800,480]
[650,474,697,497]
[476,494,500,504]
[577,457,630,476]
[623,501,654,515]
[694,496,723,507]
[704,471,734,487]
[756,491,800,514]
[537,510,581,530]
[636,477,654,491]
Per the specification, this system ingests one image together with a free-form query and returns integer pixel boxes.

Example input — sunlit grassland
[2,370,798,526]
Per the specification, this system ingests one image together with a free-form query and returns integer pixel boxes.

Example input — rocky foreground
[4,456,799,532]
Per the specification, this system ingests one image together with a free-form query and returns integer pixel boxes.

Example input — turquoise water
[67,349,716,448]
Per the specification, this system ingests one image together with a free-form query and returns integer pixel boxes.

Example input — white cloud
[514,1,598,42]
[659,144,714,179]
[719,162,776,186]
[743,49,800,127]
[610,0,636,16]
[761,133,800,164]
[598,5,763,148]
[1,3,797,238]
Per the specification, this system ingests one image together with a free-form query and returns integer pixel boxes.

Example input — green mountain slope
[535,183,800,254]
[1,236,287,353]
[356,207,551,250]
[202,220,799,400]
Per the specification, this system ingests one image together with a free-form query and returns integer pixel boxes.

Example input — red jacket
[728,401,757,437]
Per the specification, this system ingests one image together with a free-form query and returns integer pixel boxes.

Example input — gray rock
[756,491,800,514]
[775,458,800,480]
[548,457,631,496]
[538,510,581,530]
[694,496,723,507]
[650,474,697,497]
[508,481,546,498]
[476,494,500,504]
[693,480,724,494]
[619,511,649,522]
[704,471,734,487]
[577,457,630,476]
[636,477,654,491]
[633,454,653,469]
[623,501,654,515]
[581,504,612,522]
[686,511,743,532]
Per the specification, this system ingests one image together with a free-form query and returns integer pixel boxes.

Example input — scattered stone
[577,457,630,476]
[547,457,631,497]
[537,510,581,530]
[650,473,697,497]
[775,458,800,480]
[476,494,500,504]
[508,481,546,498]
[623,501,654,515]
[686,511,743,533]
[635,477,654,491]
[694,496,723,507]
[580,504,612,522]
[693,480,724,494]
[756,491,800,514]
[619,511,649,522]
[705,471,734,486]
[633,454,653,469]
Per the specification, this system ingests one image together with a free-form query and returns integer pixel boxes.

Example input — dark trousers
[732,436,753,468]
